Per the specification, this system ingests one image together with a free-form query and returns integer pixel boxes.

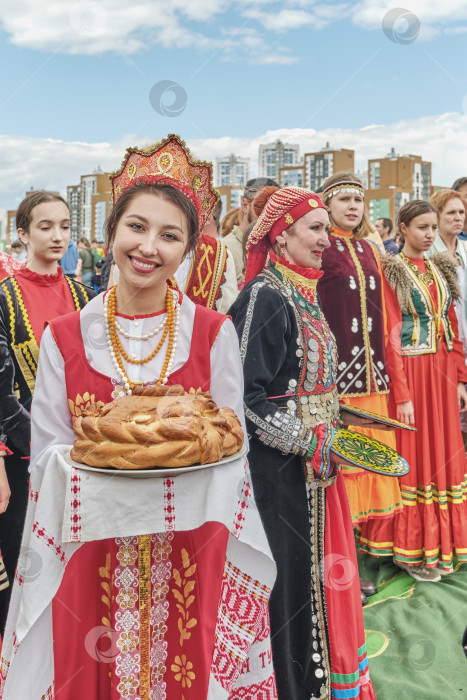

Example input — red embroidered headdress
[244,186,326,283]
[110,134,220,232]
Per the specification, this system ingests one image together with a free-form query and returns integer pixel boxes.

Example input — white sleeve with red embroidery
[29,325,73,471]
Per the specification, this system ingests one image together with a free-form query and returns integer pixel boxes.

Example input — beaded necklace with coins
[104,283,180,395]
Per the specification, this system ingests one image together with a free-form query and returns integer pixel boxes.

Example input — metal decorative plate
[340,404,416,432]
[65,445,247,478]
[333,429,409,476]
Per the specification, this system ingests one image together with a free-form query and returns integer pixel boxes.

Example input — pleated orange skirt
[340,394,403,554]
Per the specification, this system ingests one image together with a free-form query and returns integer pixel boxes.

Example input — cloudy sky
[1,0,467,208]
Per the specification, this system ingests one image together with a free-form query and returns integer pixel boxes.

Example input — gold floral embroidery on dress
[98,552,112,630]
[172,547,198,646]
[117,676,138,697]
[68,392,97,421]
[171,655,196,691]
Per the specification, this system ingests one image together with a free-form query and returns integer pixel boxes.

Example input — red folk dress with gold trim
[318,228,403,547]
[380,254,467,569]
[0,291,276,700]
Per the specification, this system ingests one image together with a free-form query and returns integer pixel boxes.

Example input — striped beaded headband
[322,181,365,199]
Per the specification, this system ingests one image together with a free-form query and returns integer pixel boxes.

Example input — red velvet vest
[318,233,389,398]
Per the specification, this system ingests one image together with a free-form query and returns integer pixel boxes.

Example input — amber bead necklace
[104,284,180,394]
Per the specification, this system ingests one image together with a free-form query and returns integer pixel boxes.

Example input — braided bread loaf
[70,384,244,469]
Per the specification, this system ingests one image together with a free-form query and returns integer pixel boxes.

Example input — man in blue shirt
[60,238,78,278]
[375,217,398,254]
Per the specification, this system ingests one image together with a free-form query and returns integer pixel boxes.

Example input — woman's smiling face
[112,192,189,292]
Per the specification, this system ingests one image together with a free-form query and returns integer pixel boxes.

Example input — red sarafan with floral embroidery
[0,289,276,699]
[44,306,275,699]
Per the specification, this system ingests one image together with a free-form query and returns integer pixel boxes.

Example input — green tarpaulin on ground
[359,555,466,699]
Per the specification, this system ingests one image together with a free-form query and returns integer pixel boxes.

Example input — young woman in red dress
[0,138,276,699]
[0,191,92,633]
[382,200,467,581]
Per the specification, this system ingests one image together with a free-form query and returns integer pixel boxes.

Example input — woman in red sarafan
[0,136,276,700]
[382,199,467,581]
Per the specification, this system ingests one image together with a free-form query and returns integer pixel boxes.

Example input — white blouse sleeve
[209,317,247,436]
[29,326,74,470]
[215,250,239,314]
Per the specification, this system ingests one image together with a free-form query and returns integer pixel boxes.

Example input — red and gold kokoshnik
[110,134,220,232]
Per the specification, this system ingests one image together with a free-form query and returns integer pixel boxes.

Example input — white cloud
[1,113,466,211]
[244,4,352,32]
[0,0,299,64]
[445,25,467,34]
[243,9,317,32]
[353,0,467,26]
[0,0,465,65]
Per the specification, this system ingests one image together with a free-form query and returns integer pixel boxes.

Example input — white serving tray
[65,445,247,478]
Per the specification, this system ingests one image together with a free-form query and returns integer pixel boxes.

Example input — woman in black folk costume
[230,186,376,700]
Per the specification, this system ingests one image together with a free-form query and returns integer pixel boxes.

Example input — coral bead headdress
[244,186,326,283]
[110,133,219,232]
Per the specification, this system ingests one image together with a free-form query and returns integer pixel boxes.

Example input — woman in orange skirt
[383,200,467,581]
[318,173,404,597]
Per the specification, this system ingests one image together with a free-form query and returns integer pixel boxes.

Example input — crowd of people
[0,133,465,698]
